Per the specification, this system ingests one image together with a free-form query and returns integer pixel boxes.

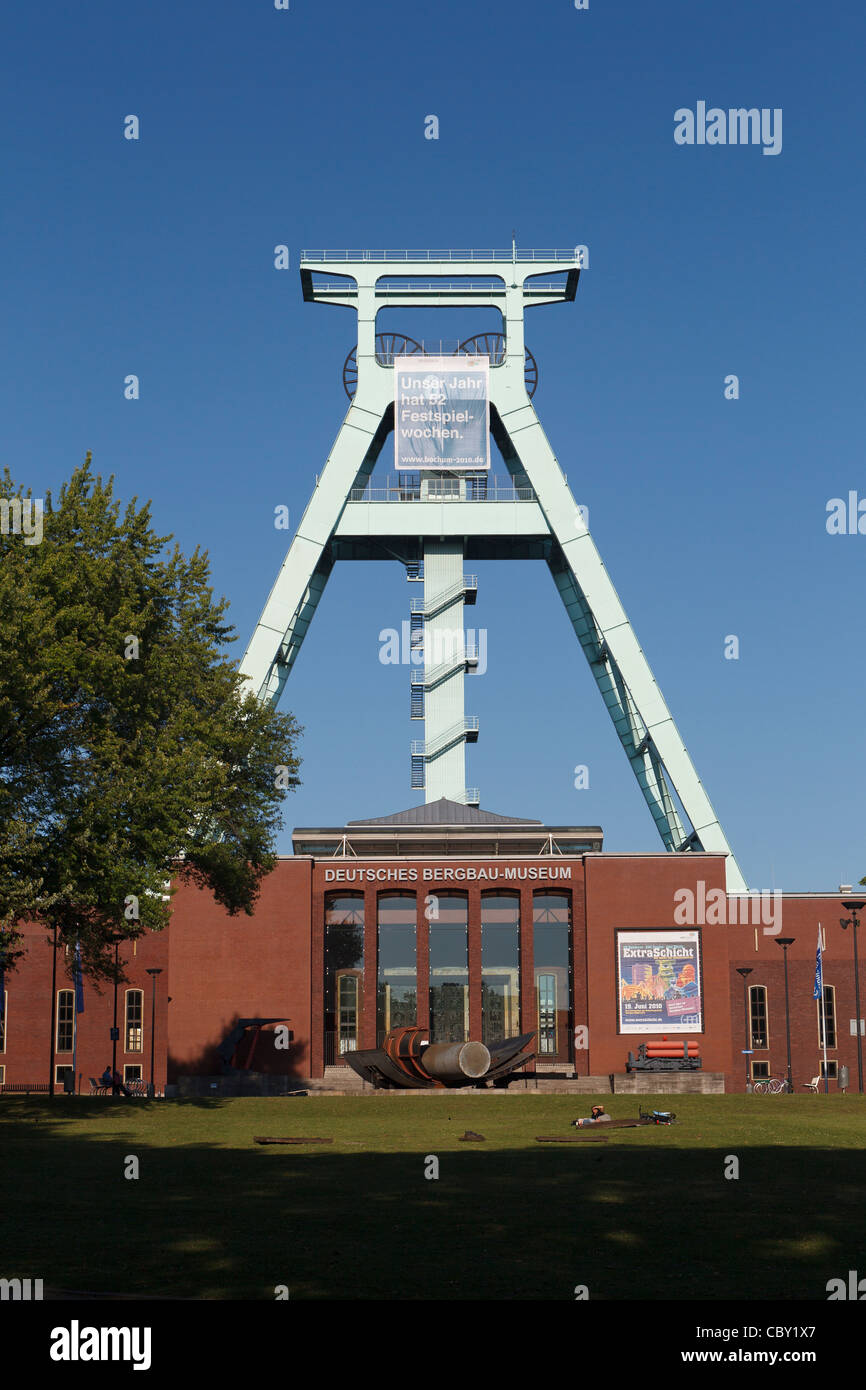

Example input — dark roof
[346,797,544,829]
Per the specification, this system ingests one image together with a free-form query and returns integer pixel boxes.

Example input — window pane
[125,990,143,1053]
[429,895,468,1043]
[819,986,836,1049]
[377,895,417,1038]
[325,895,364,1055]
[533,895,571,1059]
[56,991,74,1053]
[749,986,768,1050]
[481,894,519,1044]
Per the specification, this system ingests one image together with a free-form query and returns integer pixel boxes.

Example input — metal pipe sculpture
[345,1026,536,1089]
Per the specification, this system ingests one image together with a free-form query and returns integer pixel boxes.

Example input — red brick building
[2,800,862,1094]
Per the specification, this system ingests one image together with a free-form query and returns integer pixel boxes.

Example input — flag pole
[819,923,829,1094]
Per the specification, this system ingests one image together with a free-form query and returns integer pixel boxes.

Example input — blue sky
[2,0,864,891]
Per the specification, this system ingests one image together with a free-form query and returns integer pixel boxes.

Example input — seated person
[111,1068,132,1098]
[573,1104,612,1127]
[100,1066,113,1089]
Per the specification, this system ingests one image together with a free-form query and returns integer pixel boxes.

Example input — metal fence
[302,249,580,263]
[348,475,537,503]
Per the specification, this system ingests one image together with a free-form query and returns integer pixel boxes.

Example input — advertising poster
[617,930,702,1033]
[394,355,490,470]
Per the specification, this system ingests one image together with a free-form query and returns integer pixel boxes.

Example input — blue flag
[813,928,823,1001]
[74,942,85,1014]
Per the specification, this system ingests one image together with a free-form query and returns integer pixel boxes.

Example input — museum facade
[1,800,862,1095]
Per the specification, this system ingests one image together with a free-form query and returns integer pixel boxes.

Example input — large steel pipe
[420,1040,491,1082]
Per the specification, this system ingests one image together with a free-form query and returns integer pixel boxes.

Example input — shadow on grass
[1,1098,864,1301]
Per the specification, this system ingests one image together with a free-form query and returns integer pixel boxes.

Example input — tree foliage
[0,456,301,977]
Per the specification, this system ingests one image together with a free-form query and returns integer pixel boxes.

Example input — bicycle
[752,1076,788,1094]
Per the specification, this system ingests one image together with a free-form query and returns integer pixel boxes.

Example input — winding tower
[240,247,746,892]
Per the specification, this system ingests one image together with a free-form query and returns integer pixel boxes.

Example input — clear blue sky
[2,1,864,891]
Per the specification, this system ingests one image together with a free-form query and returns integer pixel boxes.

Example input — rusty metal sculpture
[345,1026,536,1089]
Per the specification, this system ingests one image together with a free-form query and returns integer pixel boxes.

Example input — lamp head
[775,937,795,947]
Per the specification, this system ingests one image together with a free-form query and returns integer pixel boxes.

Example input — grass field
[2,1093,864,1300]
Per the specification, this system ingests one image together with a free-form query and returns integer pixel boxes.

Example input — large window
[125,990,143,1053]
[429,895,468,1043]
[533,894,572,1060]
[56,990,74,1054]
[818,985,836,1050]
[377,895,417,1039]
[748,985,768,1050]
[481,894,520,1044]
[325,895,364,1057]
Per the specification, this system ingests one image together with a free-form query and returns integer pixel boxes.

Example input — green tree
[0,457,301,977]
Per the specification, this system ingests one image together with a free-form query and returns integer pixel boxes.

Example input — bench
[89,1077,148,1097]
[0,1083,51,1095]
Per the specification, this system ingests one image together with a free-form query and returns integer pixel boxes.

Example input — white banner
[394,355,490,470]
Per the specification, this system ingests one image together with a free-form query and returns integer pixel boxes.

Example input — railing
[302,249,581,263]
[410,645,479,686]
[372,339,504,362]
[374,280,507,292]
[411,716,479,759]
[348,476,537,503]
[410,576,477,616]
[324,1032,357,1067]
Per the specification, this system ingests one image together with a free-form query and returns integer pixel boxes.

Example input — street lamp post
[775,939,795,1093]
[48,923,58,1099]
[840,900,865,1094]
[111,935,122,1096]
[736,967,753,1091]
[146,968,163,1099]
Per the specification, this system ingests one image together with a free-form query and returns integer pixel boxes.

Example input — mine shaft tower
[240,247,746,892]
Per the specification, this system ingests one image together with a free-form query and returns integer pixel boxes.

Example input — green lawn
[2,1093,864,1300]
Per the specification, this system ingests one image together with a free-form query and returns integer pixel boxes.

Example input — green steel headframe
[240,248,746,891]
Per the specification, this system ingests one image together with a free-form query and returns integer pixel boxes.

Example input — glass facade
[429,895,469,1043]
[377,895,417,1039]
[325,895,364,1055]
[320,886,577,1059]
[481,894,520,1044]
[533,894,572,1059]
